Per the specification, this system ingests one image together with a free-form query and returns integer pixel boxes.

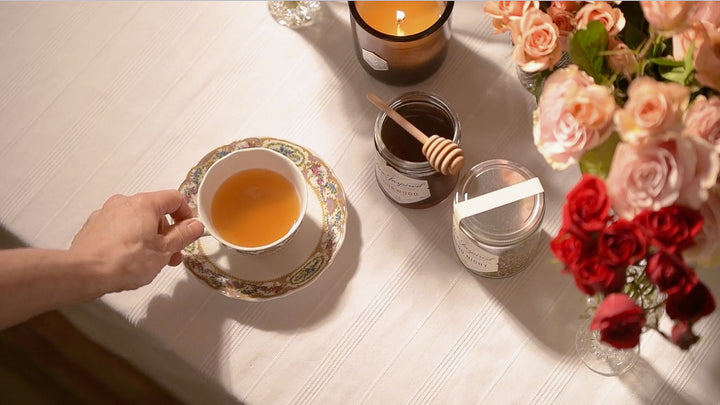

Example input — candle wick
[395,10,405,24]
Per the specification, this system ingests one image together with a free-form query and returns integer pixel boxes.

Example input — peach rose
[672,2,720,61]
[606,38,638,77]
[547,4,576,50]
[640,1,696,36]
[607,136,719,219]
[694,22,720,92]
[550,2,580,12]
[533,65,616,169]
[614,77,690,145]
[510,7,563,72]
[683,95,720,152]
[685,188,720,267]
[574,2,626,37]
[484,1,539,34]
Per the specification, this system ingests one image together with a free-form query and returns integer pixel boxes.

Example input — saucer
[179,137,347,301]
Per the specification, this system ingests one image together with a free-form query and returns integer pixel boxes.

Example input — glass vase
[267,1,320,28]
[516,51,571,95]
[575,317,640,376]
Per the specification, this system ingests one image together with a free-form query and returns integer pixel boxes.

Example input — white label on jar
[452,215,499,273]
[362,48,389,71]
[375,158,431,204]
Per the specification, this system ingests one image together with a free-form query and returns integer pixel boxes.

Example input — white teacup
[197,148,308,255]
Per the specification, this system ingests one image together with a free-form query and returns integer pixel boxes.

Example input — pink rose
[510,7,563,72]
[685,189,720,267]
[683,95,720,152]
[574,2,626,37]
[606,38,639,77]
[614,77,690,145]
[640,1,696,36]
[484,1,539,34]
[606,137,720,219]
[590,293,646,349]
[533,65,616,169]
[694,22,720,93]
[547,5,576,51]
[672,2,720,61]
[550,2,580,12]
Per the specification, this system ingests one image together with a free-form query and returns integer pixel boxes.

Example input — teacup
[197,148,308,255]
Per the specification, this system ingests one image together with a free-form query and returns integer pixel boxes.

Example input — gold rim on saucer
[179,137,347,301]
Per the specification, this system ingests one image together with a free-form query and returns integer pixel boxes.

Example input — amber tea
[210,168,300,247]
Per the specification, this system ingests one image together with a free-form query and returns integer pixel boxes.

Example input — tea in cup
[197,148,307,255]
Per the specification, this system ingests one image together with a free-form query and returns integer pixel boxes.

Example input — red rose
[598,219,647,268]
[666,282,716,322]
[568,259,625,296]
[671,321,700,350]
[562,175,612,234]
[550,228,596,270]
[646,252,698,296]
[590,293,646,349]
[634,205,703,253]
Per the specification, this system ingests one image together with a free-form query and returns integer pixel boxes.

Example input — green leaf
[568,21,610,84]
[578,132,621,179]
[660,66,687,84]
[645,57,684,67]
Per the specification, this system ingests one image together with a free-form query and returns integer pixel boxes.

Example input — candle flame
[395,10,405,23]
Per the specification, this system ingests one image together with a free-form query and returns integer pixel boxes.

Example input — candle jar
[453,160,545,278]
[374,92,460,209]
[349,1,454,86]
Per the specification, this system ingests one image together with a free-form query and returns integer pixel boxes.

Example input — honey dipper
[366,92,464,176]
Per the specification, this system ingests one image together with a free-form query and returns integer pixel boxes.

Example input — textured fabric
[1,2,718,404]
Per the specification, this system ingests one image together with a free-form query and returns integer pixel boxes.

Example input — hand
[70,190,204,295]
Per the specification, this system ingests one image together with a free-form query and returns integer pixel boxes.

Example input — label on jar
[375,158,431,204]
[452,216,499,273]
[362,48,389,71]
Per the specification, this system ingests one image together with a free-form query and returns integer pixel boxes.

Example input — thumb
[162,218,205,252]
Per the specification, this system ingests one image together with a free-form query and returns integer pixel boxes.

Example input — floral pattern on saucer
[179,137,347,300]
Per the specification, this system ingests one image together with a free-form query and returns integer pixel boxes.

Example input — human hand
[70,190,204,295]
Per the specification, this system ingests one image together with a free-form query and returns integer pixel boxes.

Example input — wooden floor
[0,310,185,404]
[0,225,184,404]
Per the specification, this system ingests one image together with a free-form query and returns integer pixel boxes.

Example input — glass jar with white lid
[453,159,545,278]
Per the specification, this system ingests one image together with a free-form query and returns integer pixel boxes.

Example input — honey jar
[373,91,460,209]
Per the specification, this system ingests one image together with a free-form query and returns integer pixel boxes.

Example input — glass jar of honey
[373,91,460,209]
[453,159,545,278]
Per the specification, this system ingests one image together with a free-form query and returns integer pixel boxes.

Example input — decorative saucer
[179,138,347,301]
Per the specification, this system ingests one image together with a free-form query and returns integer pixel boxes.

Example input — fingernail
[188,219,205,237]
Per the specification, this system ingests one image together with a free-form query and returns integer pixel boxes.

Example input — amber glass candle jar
[349,1,454,86]
[374,92,460,209]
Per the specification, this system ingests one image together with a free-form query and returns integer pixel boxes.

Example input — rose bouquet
[484,1,720,350]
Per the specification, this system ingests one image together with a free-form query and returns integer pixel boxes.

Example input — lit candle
[355,2,446,37]
[349,1,454,86]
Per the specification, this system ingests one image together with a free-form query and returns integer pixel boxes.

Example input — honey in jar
[373,91,461,208]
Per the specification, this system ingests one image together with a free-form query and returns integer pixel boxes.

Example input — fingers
[142,190,194,222]
[161,218,205,253]
[168,251,183,267]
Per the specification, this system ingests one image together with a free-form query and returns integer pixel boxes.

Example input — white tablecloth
[1,2,719,404]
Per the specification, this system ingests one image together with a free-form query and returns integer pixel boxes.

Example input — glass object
[268,1,320,28]
[374,92,460,209]
[348,1,454,86]
[576,296,640,376]
[453,160,545,278]
[516,51,572,95]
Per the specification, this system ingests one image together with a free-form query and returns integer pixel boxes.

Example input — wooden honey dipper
[366,92,464,176]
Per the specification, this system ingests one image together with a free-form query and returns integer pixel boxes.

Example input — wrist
[64,248,112,302]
